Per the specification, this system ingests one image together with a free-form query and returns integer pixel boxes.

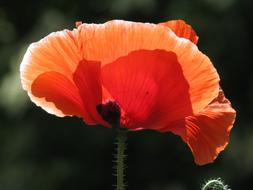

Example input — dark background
[0,0,252,189]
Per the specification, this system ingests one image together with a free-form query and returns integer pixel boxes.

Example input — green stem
[202,178,230,190]
[116,129,127,190]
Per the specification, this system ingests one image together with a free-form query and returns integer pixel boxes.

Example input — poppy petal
[22,20,219,119]
[31,71,88,118]
[76,20,219,114]
[161,89,236,165]
[101,49,192,129]
[21,30,81,116]
[73,59,108,126]
[159,20,199,44]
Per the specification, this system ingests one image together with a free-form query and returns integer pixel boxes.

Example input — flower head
[20,20,236,165]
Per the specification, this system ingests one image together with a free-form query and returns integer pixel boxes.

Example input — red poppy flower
[20,20,236,165]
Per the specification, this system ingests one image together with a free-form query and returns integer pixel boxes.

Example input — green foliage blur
[0,0,251,189]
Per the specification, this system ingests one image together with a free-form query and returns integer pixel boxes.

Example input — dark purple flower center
[96,100,121,127]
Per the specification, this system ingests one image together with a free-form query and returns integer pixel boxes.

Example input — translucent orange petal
[31,71,88,118]
[159,20,199,44]
[21,30,81,117]
[161,89,236,165]
[101,49,193,128]
[76,20,219,114]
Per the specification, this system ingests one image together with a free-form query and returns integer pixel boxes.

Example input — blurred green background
[0,0,251,189]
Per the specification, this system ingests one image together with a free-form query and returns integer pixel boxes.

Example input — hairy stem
[115,129,127,190]
[202,178,230,190]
